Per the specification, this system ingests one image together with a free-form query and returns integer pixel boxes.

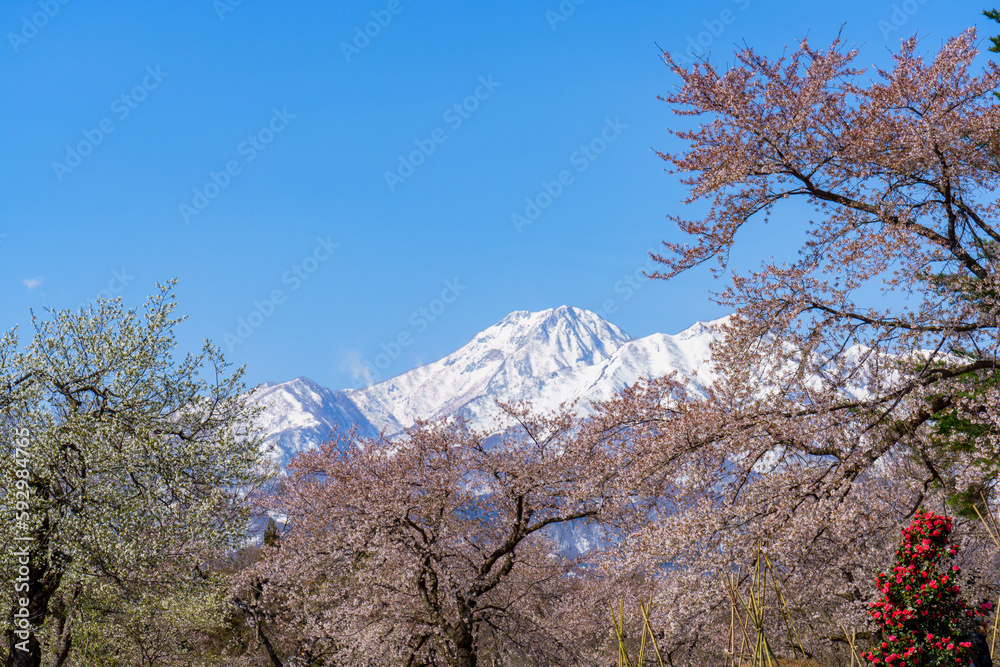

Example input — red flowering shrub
[863,510,993,666]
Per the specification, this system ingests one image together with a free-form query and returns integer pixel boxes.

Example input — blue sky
[1,0,993,390]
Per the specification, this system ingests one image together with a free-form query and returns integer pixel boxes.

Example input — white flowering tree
[0,284,269,667]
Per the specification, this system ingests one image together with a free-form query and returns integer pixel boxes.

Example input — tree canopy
[0,284,269,667]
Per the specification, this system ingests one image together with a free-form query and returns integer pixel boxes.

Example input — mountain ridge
[253,306,727,464]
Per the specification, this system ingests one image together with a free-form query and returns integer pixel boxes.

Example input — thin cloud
[339,349,376,388]
[22,277,43,290]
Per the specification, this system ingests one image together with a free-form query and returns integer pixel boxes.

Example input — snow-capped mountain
[345,306,634,434]
[253,306,727,464]
[561,319,722,406]
[252,377,380,467]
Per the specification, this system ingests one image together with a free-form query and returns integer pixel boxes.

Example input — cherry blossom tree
[665,29,1000,517]
[653,26,1000,505]
[573,27,1000,664]
[239,403,663,667]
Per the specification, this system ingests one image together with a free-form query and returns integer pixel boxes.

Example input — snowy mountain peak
[496,304,622,329]
[253,309,730,464]
[253,376,379,466]
[262,375,324,395]
[473,306,632,365]
[674,316,730,341]
[346,307,642,434]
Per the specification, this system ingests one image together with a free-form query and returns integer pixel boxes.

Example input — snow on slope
[344,306,632,433]
[252,308,729,464]
[346,306,726,435]
[253,377,380,466]
[562,317,726,407]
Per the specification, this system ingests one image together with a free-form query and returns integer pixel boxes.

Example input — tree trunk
[45,595,74,667]
[452,643,477,667]
[257,628,283,667]
[450,622,477,667]
[4,523,65,667]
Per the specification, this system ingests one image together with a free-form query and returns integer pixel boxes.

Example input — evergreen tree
[984,9,1000,53]
[263,517,280,549]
